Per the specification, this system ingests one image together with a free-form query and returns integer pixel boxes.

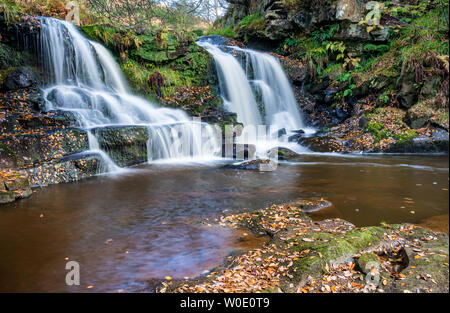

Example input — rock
[0,170,32,204]
[0,128,89,168]
[287,198,333,212]
[288,133,303,142]
[223,158,275,170]
[358,117,369,129]
[277,128,287,137]
[299,136,345,153]
[269,147,302,161]
[1,67,38,91]
[222,143,256,160]
[356,252,382,275]
[432,130,449,151]
[383,135,438,153]
[397,80,418,109]
[24,152,106,188]
[91,126,150,167]
[167,200,449,293]
[288,129,306,142]
[406,103,435,129]
[324,85,338,104]
[0,191,16,204]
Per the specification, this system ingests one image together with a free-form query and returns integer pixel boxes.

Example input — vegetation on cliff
[215,0,449,152]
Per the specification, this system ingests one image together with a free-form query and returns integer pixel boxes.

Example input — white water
[198,38,314,157]
[38,18,221,168]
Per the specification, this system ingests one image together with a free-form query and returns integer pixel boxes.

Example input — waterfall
[196,41,262,126]
[198,37,313,153]
[36,17,221,168]
[240,48,305,132]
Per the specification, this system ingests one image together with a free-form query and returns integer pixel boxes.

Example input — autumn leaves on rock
[161,201,449,293]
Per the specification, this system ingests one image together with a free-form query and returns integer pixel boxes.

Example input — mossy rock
[289,226,388,282]
[406,101,435,129]
[356,252,381,274]
[0,190,16,204]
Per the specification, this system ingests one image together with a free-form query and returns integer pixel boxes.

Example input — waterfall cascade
[37,17,221,168]
[198,37,314,154]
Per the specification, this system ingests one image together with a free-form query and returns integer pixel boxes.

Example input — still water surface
[0,154,448,292]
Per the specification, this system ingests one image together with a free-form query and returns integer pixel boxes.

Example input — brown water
[0,154,448,292]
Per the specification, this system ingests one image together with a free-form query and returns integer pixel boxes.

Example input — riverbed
[0,154,448,292]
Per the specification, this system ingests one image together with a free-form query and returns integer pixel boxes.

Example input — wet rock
[287,198,333,212]
[268,147,302,161]
[223,158,275,170]
[397,80,418,109]
[432,130,449,151]
[298,136,345,153]
[406,103,435,129]
[288,129,306,142]
[222,143,256,160]
[1,67,38,91]
[383,135,439,153]
[91,126,150,167]
[25,152,106,188]
[358,117,369,129]
[324,85,339,104]
[277,128,287,138]
[0,128,89,168]
[0,170,32,204]
[167,199,449,293]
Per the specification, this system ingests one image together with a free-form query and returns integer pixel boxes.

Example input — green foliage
[207,25,236,38]
[237,13,266,31]
[363,44,390,55]
[0,0,22,25]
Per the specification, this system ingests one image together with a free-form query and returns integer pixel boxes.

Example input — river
[0,154,448,292]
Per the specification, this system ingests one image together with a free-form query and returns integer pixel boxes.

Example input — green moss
[237,13,266,32]
[207,25,236,38]
[366,107,418,144]
[357,252,381,274]
[289,226,388,280]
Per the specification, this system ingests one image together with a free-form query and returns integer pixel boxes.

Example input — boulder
[223,158,276,170]
[1,67,38,91]
[25,152,106,188]
[406,103,435,129]
[0,128,89,168]
[91,126,150,167]
[0,170,32,204]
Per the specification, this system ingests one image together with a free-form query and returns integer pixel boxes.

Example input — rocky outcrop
[223,0,390,43]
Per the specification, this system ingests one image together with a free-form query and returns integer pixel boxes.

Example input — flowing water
[38,17,221,164]
[197,36,315,156]
[0,155,448,292]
